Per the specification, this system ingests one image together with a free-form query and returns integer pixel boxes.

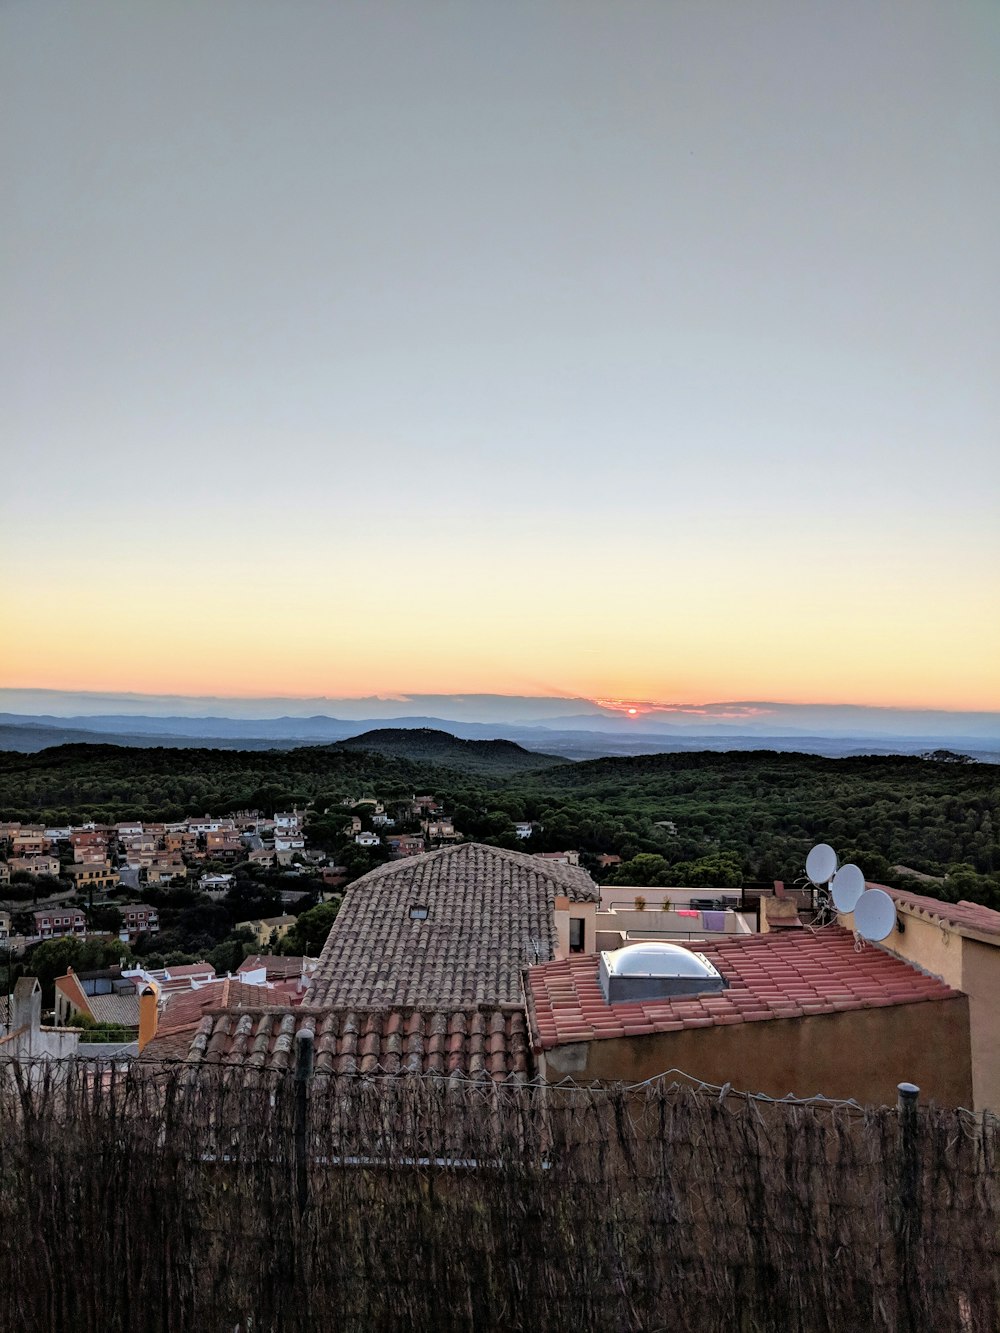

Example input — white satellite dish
[831,863,866,914]
[854,888,897,943]
[805,843,838,885]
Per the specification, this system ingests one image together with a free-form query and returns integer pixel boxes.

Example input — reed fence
[0,1056,997,1333]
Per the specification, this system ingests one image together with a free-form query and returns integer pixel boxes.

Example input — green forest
[1,738,998,894]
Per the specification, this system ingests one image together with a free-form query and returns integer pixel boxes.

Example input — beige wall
[539,998,973,1108]
[840,905,1000,1112]
[553,902,597,960]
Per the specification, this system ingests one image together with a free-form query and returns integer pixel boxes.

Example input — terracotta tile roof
[237,954,314,979]
[306,842,598,1011]
[148,1005,530,1082]
[526,928,960,1050]
[156,979,278,1036]
[880,886,1000,941]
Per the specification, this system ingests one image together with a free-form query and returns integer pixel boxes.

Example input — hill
[332,727,567,773]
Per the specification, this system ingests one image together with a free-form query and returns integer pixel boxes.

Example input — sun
[627,707,638,715]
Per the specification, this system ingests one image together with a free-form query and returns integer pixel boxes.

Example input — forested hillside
[1,742,997,896]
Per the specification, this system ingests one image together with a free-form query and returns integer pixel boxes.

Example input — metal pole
[895,1082,921,1333]
[294,1029,314,1218]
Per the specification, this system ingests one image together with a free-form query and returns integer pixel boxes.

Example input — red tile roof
[147,1005,530,1082]
[156,979,278,1036]
[880,886,1000,941]
[526,928,960,1051]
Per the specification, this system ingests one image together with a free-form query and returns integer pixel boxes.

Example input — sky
[2,1,998,712]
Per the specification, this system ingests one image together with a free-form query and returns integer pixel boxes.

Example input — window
[569,917,585,954]
[409,904,429,921]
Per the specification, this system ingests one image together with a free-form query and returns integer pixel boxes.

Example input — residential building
[514,822,534,839]
[0,911,10,942]
[0,862,10,887]
[33,909,87,940]
[118,904,159,941]
[354,831,380,847]
[536,850,580,866]
[12,833,49,857]
[839,885,1000,1113]
[236,915,297,948]
[10,855,61,878]
[199,873,234,893]
[54,967,141,1031]
[274,811,303,831]
[422,820,459,842]
[385,834,426,859]
[66,863,120,893]
[306,843,598,1010]
[526,930,972,1106]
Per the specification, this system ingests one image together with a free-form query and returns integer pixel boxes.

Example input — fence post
[895,1082,921,1333]
[294,1029,314,1218]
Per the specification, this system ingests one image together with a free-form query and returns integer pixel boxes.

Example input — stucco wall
[540,998,973,1107]
[840,906,1000,1112]
[960,939,1000,1112]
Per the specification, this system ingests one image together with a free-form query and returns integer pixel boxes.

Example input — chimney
[138,981,160,1051]
[11,977,42,1034]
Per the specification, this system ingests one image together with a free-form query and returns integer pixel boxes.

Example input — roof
[527,928,960,1050]
[238,954,313,979]
[306,842,598,1011]
[149,1004,530,1081]
[156,979,279,1037]
[882,886,1000,942]
[87,992,140,1027]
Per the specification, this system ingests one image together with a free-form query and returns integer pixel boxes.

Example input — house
[118,904,159,941]
[144,859,186,885]
[54,967,141,1031]
[164,831,198,855]
[370,813,394,827]
[249,847,276,867]
[236,915,297,948]
[9,855,61,878]
[274,811,303,831]
[12,833,49,857]
[33,909,87,940]
[305,843,598,1011]
[838,885,1000,1113]
[115,821,144,838]
[143,843,587,1081]
[0,911,10,942]
[199,873,234,893]
[514,822,534,840]
[354,832,380,847]
[71,831,106,860]
[66,863,120,893]
[422,820,459,842]
[385,834,426,860]
[321,866,349,888]
[536,850,580,866]
[274,832,305,853]
[525,930,972,1106]
[187,816,234,835]
[0,863,10,887]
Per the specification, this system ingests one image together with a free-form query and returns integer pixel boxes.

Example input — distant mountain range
[1,707,998,762]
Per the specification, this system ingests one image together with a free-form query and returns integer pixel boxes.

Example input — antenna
[853,888,897,943]
[830,863,866,914]
[805,843,838,886]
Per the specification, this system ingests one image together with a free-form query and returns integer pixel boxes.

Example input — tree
[22,937,135,1005]
[279,900,341,956]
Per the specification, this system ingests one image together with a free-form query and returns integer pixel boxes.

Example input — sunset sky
[3,2,998,712]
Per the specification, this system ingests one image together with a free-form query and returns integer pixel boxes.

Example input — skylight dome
[604,942,720,980]
[599,942,726,1003]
